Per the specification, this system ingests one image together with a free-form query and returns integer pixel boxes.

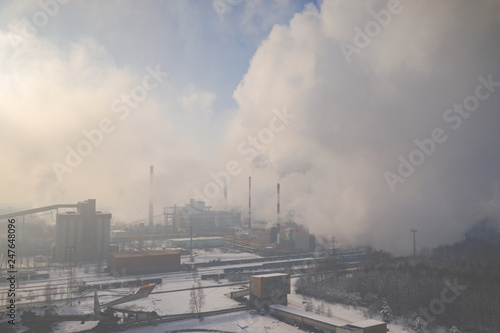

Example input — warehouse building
[55,199,111,262]
[337,320,387,333]
[107,250,180,276]
[165,236,225,249]
[269,305,387,333]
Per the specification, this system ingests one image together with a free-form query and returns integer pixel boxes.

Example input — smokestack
[248,176,251,237]
[149,165,154,233]
[277,183,280,249]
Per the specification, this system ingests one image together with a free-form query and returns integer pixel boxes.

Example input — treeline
[295,239,500,332]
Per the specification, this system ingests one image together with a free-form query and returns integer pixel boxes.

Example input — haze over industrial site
[2,0,500,254]
[1,1,500,332]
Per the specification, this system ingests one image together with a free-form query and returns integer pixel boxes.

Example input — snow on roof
[269,304,349,327]
[169,237,225,241]
[109,250,179,258]
[350,319,386,328]
[251,273,289,278]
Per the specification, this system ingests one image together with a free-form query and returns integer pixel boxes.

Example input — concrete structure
[249,273,290,307]
[165,237,225,249]
[55,199,111,262]
[251,228,273,247]
[107,250,180,276]
[337,320,387,333]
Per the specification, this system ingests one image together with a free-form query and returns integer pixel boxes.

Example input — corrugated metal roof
[251,273,289,278]
[168,237,224,242]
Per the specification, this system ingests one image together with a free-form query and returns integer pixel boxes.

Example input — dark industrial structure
[107,250,180,276]
[55,199,111,262]
[171,199,241,232]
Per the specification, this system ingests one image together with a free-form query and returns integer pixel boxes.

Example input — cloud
[222,0,500,253]
[0,29,219,222]
[2,0,500,255]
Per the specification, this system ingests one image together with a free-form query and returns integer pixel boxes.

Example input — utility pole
[411,229,417,258]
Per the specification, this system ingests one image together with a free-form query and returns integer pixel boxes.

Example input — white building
[165,236,225,249]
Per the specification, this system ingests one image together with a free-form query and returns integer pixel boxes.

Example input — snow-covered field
[55,274,416,333]
[11,252,451,333]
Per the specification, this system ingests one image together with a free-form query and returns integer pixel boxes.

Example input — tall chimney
[149,165,154,233]
[277,183,280,249]
[248,176,252,238]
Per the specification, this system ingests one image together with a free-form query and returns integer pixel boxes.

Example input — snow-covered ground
[10,252,452,333]
[57,310,306,333]
[54,274,415,333]
[287,277,450,333]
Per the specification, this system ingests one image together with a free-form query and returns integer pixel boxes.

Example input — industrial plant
[0,166,393,332]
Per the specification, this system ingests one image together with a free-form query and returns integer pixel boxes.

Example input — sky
[1,0,499,254]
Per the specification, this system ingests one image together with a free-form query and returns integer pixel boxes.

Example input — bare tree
[192,268,199,281]
[44,282,55,303]
[189,282,205,314]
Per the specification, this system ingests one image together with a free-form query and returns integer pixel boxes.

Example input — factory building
[290,229,310,252]
[174,199,215,231]
[107,250,180,276]
[165,236,225,249]
[215,210,241,229]
[173,199,240,232]
[55,199,111,262]
[251,228,274,247]
[249,273,290,307]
